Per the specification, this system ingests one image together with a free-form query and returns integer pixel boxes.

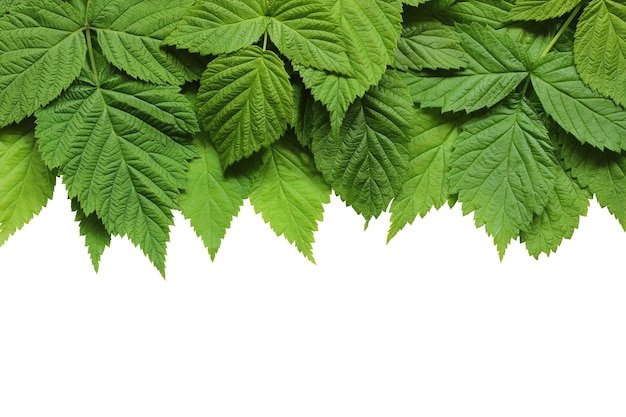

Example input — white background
[1,179,625,416]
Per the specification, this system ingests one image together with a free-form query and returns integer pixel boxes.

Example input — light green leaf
[509,0,582,21]
[436,0,515,28]
[295,0,403,127]
[0,0,25,13]
[71,199,111,272]
[0,121,55,246]
[574,0,626,107]
[179,136,252,260]
[250,134,331,263]
[450,96,557,258]
[388,110,460,241]
[196,46,292,168]
[36,57,198,277]
[394,21,469,71]
[403,0,432,5]
[0,0,86,127]
[531,52,626,152]
[312,71,414,220]
[163,0,269,56]
[267,0,352,75]
[91,0,202,85]
[560,132,626,230]
[401,23,530,113]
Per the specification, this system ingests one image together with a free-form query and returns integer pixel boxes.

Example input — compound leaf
[0,121,55,246]
[163,0,269,56]
[179,136,252,260]
[296,0,402,127]
[312,71,414,220]
[388,109,460,241]
[436,0,515,29]
[36,56,198,277]
[509,0,582,21]
[267,0,352,75]
[92,0,202,85]
[196,46,292,168]
[531,52,626,152]
[250,134,331,263]
[0,0,86,127]
[574,0,626,107]
[402,23,530,113]
[450,96,557,258]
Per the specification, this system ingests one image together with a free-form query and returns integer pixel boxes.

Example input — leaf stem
[263,31,268,51]
[539,3,583,58]
[84,0,99,85]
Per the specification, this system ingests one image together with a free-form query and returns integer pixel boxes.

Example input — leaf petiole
[539,3,583,58]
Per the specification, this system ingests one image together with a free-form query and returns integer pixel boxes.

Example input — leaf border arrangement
[1,0,625,277]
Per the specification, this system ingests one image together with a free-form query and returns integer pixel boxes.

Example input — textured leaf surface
[574,0,626,107]
[179,136,252,260]
[163,0,269,56]
[0,122,55,246]
[268,0,352,75]
[92,0,201,85]
[0,0,86,127]
[36,58,198,276]
[401,23,530,113]
[561,133,626,230]
[531,52,626,152]
[437,0,515,28]
[509,0,582,21]
[196,46,292,167]
[250,134,331,262]
[388,110,460,241]
[395,21,468,71]
[0,0,25,13]
[71,199,111,272]
[296,0,402,126]
[312,71,414,220]
[450,97,557,258]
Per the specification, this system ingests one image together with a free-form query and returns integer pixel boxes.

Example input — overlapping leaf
[196,46,292,167]
[179,136,253,260]
[388,110,461,241]
[436,0,515,29]
[35,57,198,276]
[509,0,582,21]
[0,121,55,246]
[296,0,403,128]
[312,71,414,220]
[0,0,86,127]
[401,23,530,113]
[574,0,626,107]
[531,52,626,152]
[71,199,111,272]
[450,96,558,257]
[163,0,269,56]
[91,0,202,85]
[250,134,331,262]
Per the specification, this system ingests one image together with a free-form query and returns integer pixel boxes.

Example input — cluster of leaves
[0,0,625,276]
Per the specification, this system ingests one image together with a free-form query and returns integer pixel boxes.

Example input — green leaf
[0,121,55,246]
[509,0,582,21]
[388,110,460,241]
[292,79,329,149]
[401,23,530,113]
[71,199,111,272]
[574,0,626,107]
[267,0,352,75]
[560,132,626,230]
[394,21,469,71]
[450,96,558,258]
[0,0,25,13]
[179,136,252,260]
[436,0,515,28]
[312,71,414,220]
[250,134,331,263]
[91,0,202,85]
[295,0,403,127]
[404,0,432,5]
[196,46,292,168]
[0,0,86,127]
[531,52,626,152]
[163,0,269,56]
[35,57,198,277]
